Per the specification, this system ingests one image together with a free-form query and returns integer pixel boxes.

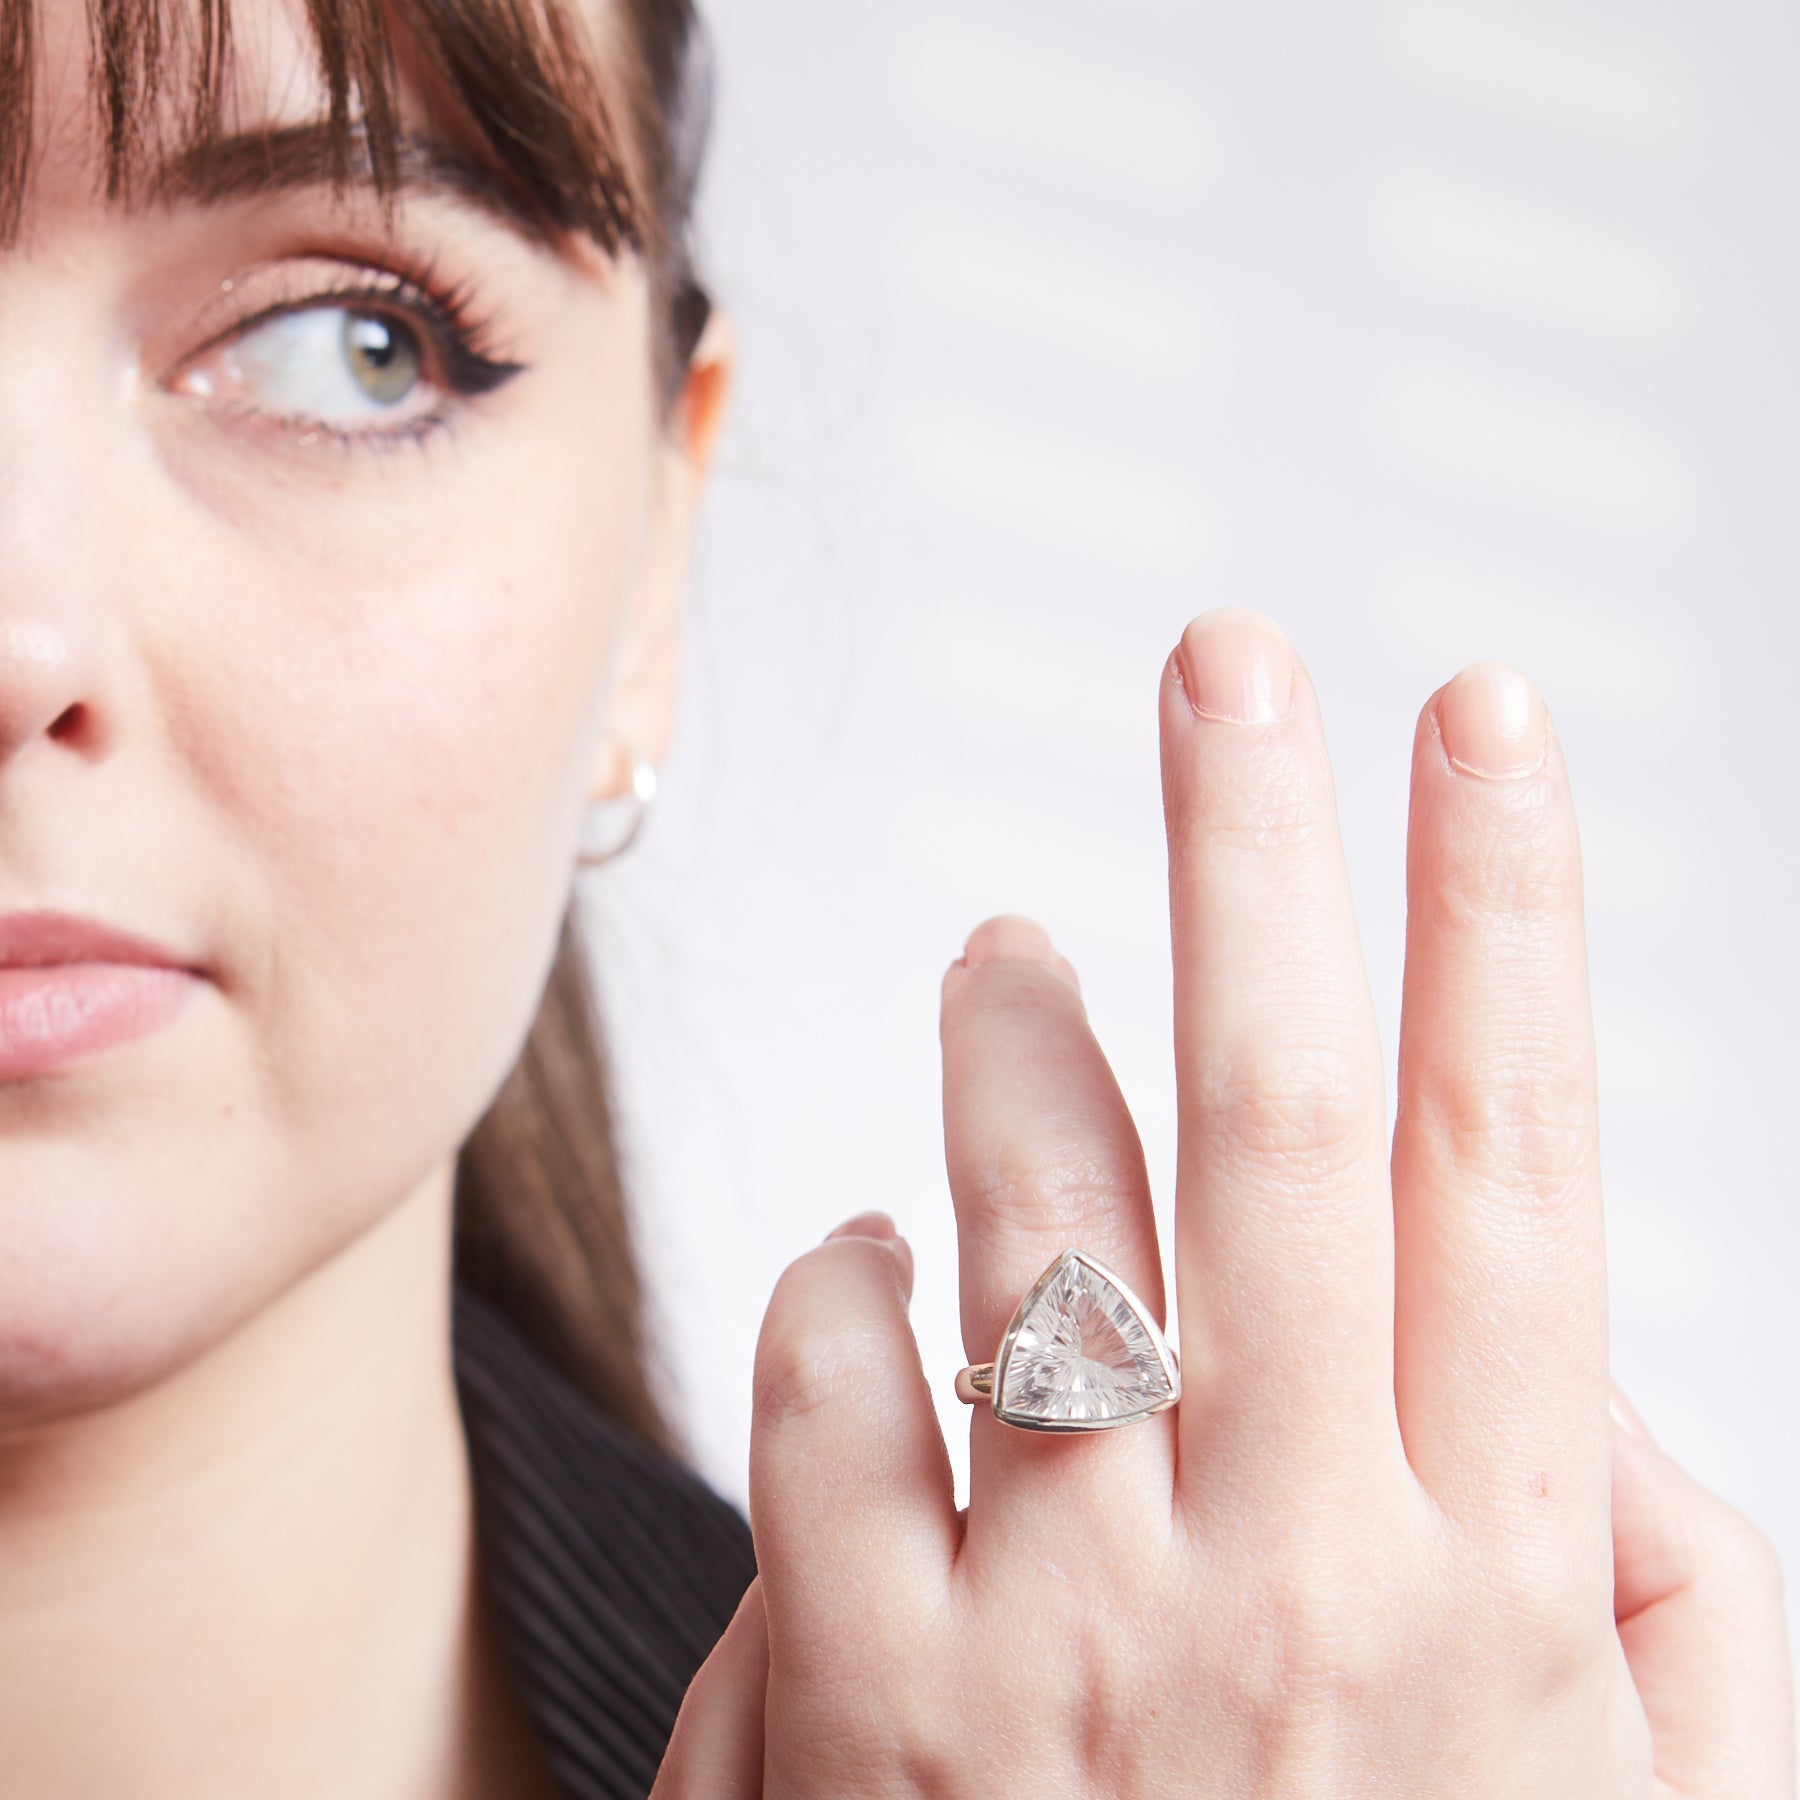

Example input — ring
[955,1247,1180,1432]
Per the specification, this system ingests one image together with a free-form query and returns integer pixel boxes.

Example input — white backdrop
[582,0,1800,1616]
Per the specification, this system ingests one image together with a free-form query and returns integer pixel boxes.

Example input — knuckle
[1173,738,1332,860]
[751,1252,893,1431]
[1415,1049,1597,1213]
[1196,1034,1382,1184]
[752,1317,887,1429]
[1220,1553,1396,1731]
[1516,1590,1614,1694]
[1700,1504,1787,1600]
[960,1131,1145,1237]
[1481,1526,1615,1689]
[1427,793,1582,929]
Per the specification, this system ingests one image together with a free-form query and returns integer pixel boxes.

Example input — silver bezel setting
[986,1247,1182,1433]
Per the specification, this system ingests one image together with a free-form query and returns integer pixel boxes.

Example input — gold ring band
[955,1363,995,1403]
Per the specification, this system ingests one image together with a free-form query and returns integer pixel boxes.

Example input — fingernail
[822,1216,915,1301]
[1173,608,1294,725]
[1437,662,1547,780]
[825,1210,896,1243]
[954,914,1081,994]
[1609,1381,1658,1449]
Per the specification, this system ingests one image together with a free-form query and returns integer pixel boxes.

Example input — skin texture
[656,616,1796,1796]
[0,0,729,1792]
[0,0,1788,1793]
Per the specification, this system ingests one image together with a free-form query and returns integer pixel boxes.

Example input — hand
[655,610,1794,1798]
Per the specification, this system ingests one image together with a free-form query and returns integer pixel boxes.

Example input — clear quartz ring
[954,1247,1181,1432]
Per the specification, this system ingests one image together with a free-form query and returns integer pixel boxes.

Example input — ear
[587,306,736,803]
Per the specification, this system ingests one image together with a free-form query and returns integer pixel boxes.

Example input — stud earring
[576,746,659,867]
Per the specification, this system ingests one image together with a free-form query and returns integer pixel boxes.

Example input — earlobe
[585,461,691,803]
[585,568,682,804]
[584,311,736,806]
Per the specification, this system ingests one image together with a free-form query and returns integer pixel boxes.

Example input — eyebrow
[147,122,561,245]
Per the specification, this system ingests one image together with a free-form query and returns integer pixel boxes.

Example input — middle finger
[1160,610,1399,1491]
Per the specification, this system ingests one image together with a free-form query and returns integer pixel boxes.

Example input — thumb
[1610,1381,1795,1798]
[649,1576,768,1800]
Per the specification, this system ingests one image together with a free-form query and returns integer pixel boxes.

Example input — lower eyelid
[179,387,462,462]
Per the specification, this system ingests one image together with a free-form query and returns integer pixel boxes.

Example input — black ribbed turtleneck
[452,1282,757,1799]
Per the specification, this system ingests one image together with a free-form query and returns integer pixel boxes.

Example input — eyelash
[194,251,527,457]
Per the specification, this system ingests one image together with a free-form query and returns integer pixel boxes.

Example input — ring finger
[940,914,1176,1555]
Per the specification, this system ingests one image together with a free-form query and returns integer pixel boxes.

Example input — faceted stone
[994,1250,1178,1429]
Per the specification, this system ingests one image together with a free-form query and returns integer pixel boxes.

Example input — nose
[0,474,117,767]
[0,323,124,771]
[0,614,90,753]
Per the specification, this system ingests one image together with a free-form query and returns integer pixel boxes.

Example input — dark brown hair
[0,0,716,1448]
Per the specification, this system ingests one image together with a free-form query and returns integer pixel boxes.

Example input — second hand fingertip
[822,1213,915,1298]
[888,1235,915,1303]
[825,1209,897,1244]
[951,915,1082,995]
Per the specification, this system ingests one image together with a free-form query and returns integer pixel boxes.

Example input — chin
[0,1150,234,1426]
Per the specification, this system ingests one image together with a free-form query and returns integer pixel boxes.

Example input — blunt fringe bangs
[0,0,715,398]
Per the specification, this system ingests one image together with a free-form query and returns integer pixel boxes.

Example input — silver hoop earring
[577,749,659,868]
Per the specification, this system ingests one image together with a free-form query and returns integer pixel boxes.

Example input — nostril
[47,703,85,743]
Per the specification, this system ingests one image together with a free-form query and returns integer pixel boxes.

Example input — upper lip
[0,909,196,971]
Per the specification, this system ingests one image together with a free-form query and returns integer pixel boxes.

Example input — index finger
[1390,664,1609,1549]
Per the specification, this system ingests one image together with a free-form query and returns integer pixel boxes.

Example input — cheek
[150,416,650,1252]
[0,262,664,1413]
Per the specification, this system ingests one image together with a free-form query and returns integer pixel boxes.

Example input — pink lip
[0,910,205,1081]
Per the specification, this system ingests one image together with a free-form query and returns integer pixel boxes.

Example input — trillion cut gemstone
[995,1250,1178,1429]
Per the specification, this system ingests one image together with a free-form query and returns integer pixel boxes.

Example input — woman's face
[0,0,699,1413]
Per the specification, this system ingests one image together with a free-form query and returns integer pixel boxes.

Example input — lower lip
[0,963,202,1081]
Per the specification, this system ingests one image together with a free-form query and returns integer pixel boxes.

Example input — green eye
[343,311,422,406]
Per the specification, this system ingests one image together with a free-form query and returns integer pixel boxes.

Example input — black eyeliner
[238,265,525,399]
